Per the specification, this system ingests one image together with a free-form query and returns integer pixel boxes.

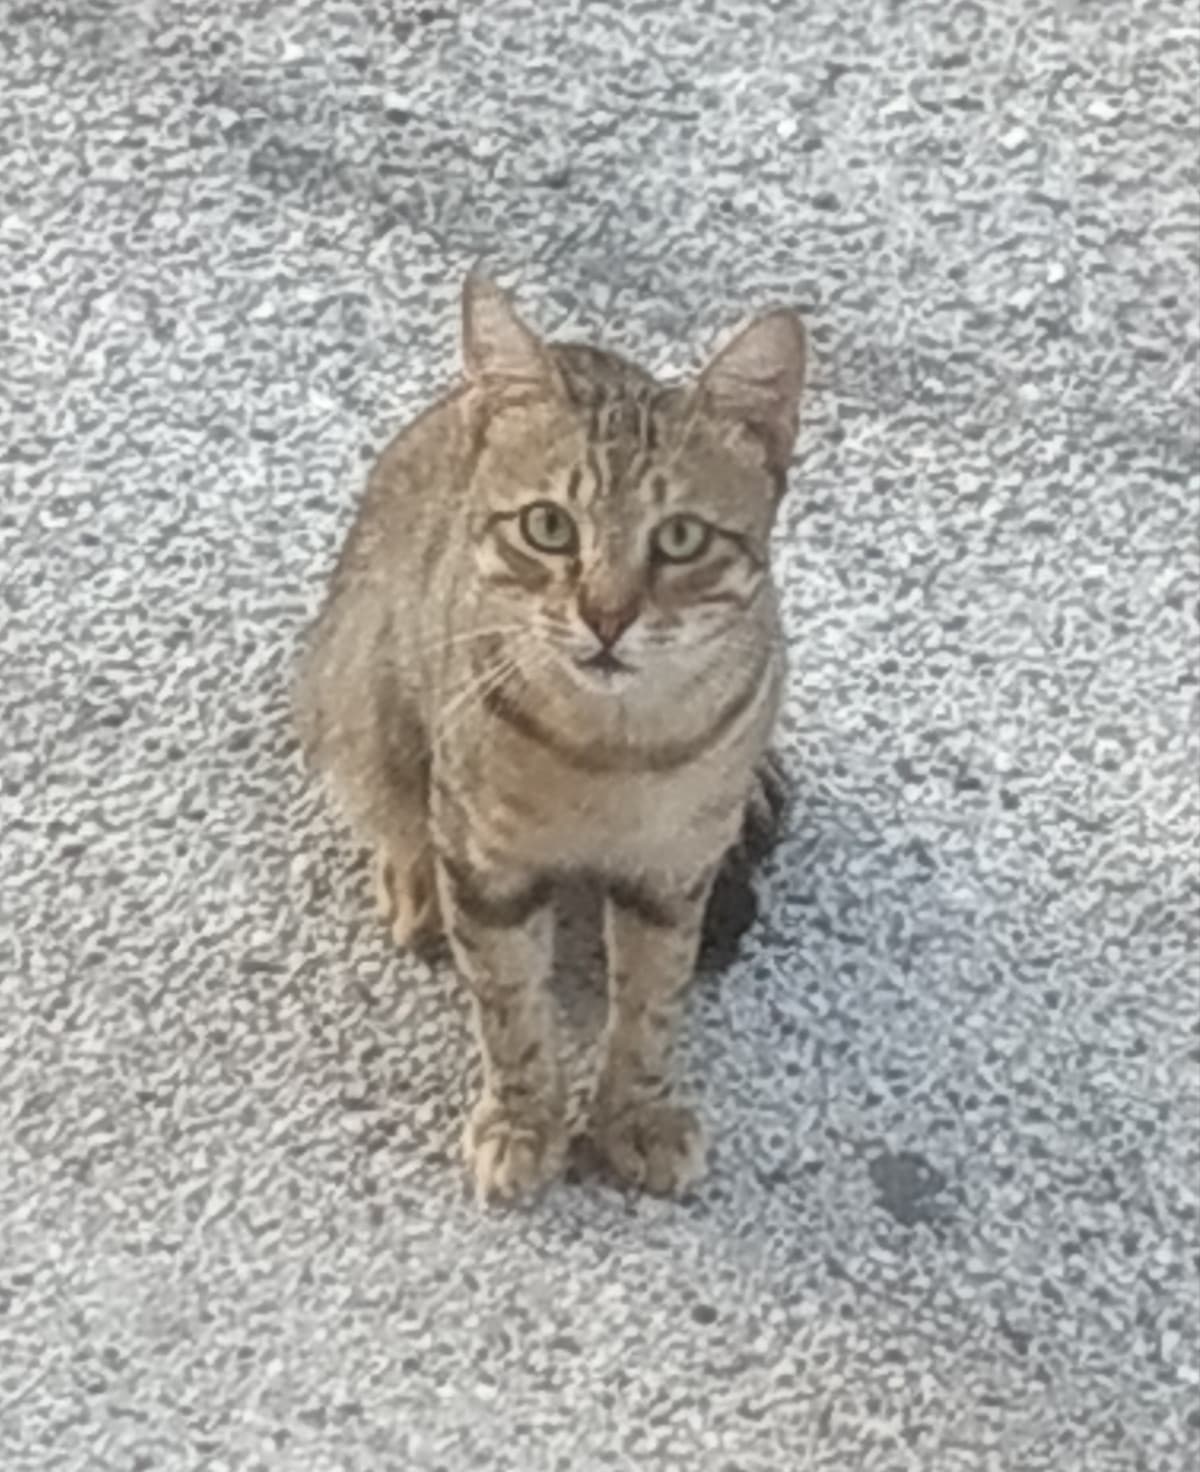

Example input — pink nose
[578,593,639,648]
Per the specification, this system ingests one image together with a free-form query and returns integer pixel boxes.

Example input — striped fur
[296,276,806,1202]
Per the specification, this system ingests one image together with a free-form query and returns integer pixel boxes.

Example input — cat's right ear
[461,275,559,401]
[696,308,807,480]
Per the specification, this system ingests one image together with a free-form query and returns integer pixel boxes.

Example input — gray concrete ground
[3,2,1198,1468]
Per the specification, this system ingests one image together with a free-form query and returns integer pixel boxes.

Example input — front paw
[590,1098,707,1196]
[462,1094,567,1205]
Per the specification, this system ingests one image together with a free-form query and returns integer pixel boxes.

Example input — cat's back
[295,383,472,752]
[364,385,473,530]
[319,383,473,608]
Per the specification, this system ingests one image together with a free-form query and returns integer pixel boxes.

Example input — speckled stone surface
[3,1,1199,1468]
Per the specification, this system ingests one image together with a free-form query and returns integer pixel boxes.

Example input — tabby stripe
[664,554,739,599]
[481,648,776,774]
[436,770,542,827]
[449,923,479,955]
[491,535,551,588]
[585,442,606,498]
[606,876,678,928]
[605,875,708,929]
[695,586,763,611]
[717,529,766,572]
[439,855,552,929]
[626,446,654,491]
[480,508,522,536]
[642,402,659,452]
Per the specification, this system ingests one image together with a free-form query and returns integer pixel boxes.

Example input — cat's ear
[696,309,807,478]
[461,274,559,400]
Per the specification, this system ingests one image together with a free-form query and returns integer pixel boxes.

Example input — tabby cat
[296,276,806,1202]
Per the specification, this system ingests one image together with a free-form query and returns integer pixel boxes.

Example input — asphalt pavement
[3,2,1198,1468]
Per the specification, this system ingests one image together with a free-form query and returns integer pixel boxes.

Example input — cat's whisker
[433,649,556,757]
[407,622,530,658]
[434,655,521,738]
[431,636,553,748]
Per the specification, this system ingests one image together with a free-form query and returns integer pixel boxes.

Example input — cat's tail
[699,751,791,973]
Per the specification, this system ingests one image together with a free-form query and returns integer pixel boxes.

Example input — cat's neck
[510,634,776,759]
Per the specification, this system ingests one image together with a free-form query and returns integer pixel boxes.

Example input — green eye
[652,514,711,564]
[520,501,577,554]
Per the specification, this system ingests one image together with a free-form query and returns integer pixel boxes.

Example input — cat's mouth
[575,649,636,680]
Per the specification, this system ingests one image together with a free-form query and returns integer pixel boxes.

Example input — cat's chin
[566,651,638,693]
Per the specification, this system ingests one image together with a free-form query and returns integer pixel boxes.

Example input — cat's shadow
[294,783,959,1232]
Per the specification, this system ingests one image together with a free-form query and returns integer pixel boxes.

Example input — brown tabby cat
[296,276,806,1203]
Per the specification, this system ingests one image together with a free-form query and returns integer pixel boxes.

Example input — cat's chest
[538,768,696,858]
[439,722,757,877]
[503,767,713,870]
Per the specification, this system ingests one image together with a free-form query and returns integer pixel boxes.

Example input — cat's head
[461,276,806,693]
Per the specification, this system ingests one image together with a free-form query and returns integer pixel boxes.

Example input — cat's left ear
[696,309,807,478]
[461,274,560,401]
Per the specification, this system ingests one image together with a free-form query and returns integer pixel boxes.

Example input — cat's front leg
[590,869,715,1196]
[436,855,566,1204]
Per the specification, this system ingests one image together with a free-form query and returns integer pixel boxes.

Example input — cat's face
[461,278,806,696]
[470,397,780,692]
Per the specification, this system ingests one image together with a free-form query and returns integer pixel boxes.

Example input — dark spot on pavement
[868,1148,952,1227]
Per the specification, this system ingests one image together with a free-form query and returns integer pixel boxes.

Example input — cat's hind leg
[297,648,440,948]
[373,837,440,948]
[361,717,441,949]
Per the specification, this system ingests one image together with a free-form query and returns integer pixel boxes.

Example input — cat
[295,275,806,1203]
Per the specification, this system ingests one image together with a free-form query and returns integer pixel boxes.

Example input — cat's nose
[578,592,639,649]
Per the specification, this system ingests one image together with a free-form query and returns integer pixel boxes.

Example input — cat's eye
[651,514,712,564]
[520,501,578,555]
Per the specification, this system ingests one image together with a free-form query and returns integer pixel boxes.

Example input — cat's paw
[374,848,440,948]
[462,1095,567,1205]
[591,1099,707,1196]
